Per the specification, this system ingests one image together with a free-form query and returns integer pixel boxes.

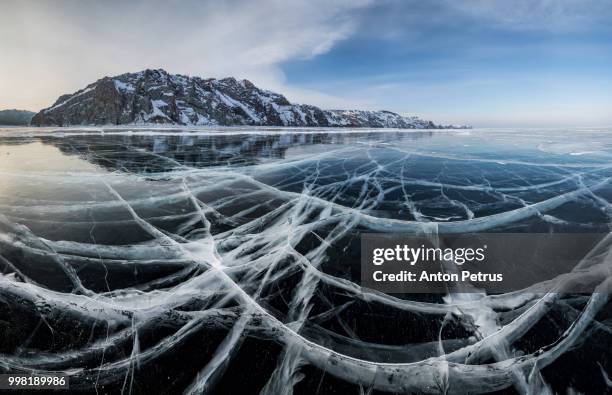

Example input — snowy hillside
[31,69,459,128]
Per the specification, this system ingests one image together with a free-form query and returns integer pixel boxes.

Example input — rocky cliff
[31,69,456,128]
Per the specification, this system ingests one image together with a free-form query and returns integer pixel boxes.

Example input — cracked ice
[0,128,611,394]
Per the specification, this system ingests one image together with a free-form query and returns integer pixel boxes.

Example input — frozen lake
[0,127,611,394]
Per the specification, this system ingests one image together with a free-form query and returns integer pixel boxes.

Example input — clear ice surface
[0,127,611,394]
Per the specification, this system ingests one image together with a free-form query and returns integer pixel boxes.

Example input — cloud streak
[447,0,612,31]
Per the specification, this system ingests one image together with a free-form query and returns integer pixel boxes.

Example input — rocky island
[31,69,464,129]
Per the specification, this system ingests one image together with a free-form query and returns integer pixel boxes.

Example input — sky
[1,0,612,127]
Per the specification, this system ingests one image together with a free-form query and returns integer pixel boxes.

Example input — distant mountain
[31,69,465,128]
[0,109,35,126]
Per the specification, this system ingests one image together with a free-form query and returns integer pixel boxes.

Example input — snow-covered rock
[31,69,460,128]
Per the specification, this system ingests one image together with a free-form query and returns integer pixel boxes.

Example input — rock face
[32,69,451,128]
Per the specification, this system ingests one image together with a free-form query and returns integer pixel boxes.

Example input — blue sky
[2,0,612,127]
[281,1,612,126]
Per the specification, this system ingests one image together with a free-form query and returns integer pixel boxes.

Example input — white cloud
[0,0,372,111]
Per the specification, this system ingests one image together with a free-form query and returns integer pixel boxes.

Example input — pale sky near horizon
[1,0,612,127]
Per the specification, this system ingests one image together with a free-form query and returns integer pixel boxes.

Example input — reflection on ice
[0,128,611,394]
